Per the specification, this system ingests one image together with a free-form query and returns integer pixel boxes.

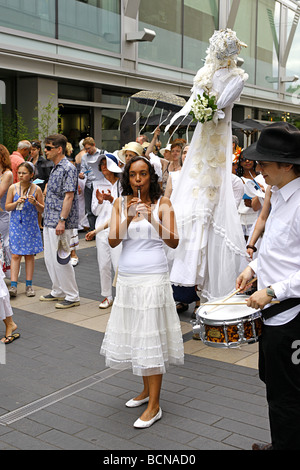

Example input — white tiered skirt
[0,269,13,321]
[100,272,184,376]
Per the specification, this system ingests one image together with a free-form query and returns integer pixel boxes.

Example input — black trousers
[259,313,300,450]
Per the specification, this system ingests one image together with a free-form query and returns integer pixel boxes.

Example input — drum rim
[197,311,261,326]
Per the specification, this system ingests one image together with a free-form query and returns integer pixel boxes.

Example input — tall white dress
[168,67,248,301]
[100,198,184,376]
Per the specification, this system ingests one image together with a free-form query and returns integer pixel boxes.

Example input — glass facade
[183,0,218,71]
[138,0,217,70]
[0,0,56,38]
[231,0,280,89]
[139,0,182,68]
[286,7,300,95]
[58,0,121,53]
[256,0,280,90]
[0,0,121,53]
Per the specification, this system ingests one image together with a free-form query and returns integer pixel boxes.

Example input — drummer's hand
[236,266,255,292]
[246,247,254,260]
[246,288,273,310]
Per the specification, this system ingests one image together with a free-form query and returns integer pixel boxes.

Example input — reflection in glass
[0,0,56,37]
[257,0,280,90]
[58,0,121,53]
[232,0,257,85]
[139,0,182,67]
[183,0,218,71]
[285,6,300,95]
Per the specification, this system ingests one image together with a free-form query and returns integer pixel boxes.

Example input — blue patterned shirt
[44,157,78,229]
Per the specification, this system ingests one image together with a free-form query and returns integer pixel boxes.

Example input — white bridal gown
[169,67,248,301]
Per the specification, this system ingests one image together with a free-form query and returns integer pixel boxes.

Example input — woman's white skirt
[100,272,184,376]
[0,269,13,321]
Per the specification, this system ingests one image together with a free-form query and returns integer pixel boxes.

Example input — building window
[183,0,218,71]
[139,0,182,68]
[285,6,300,95]
[256,0,280,90]
[231,0,257,86]
[0,0,56,37]
[58,0,121,53]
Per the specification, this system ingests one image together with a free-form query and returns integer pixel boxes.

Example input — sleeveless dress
[100,197,184,377]
[9,185,43,255]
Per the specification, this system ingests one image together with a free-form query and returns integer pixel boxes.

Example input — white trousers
[96,229,121,298]
[43,227,80,302]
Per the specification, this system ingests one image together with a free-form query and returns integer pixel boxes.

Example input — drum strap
[262,298,300,320]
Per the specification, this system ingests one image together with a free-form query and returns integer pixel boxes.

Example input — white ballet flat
[125,397,149,408]
[133,408,162,428]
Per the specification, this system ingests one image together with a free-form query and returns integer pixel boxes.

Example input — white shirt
[249,177,300,326]
[231,174,244,208]
[92,177,120,229]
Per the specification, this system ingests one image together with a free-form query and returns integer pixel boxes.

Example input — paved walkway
[0,235,271,451]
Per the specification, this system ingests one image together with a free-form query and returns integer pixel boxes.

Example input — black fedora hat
[243,121,300,165]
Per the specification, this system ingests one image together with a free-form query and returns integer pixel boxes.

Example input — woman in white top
[236,154,262,240]
[101,156,184,428]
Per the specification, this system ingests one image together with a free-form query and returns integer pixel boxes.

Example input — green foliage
[2,110,34,154]
[1,95,61,153]
[33,94,62,140]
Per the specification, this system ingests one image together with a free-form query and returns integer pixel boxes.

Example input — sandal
[2,333,20,344]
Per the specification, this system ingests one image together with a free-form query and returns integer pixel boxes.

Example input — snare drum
[193,294,263,348]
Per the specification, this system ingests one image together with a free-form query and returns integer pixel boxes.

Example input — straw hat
[118,142,144,163]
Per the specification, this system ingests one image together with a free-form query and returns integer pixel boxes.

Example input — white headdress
[193,29,248,93]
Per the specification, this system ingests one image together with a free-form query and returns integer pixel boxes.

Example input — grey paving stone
[76,427,149,450]
[0,430,59,450]
[38,428,103,450]
[214,417,271,442]
[27,409,87,435]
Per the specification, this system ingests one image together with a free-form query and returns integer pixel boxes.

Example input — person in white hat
[86,153,122,309]
[118,142,143,165]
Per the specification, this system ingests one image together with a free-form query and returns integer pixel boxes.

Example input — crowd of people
[0,116,299,447]
[0,26,299,449]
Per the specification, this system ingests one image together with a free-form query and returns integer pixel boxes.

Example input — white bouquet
[190,92,218,124]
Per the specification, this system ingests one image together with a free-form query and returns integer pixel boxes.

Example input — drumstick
[206,277,257,312]
[203,300,280,306]
[225,277,257,301]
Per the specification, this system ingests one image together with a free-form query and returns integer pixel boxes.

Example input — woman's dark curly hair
[121,156,162,203]
[236,151,258,177]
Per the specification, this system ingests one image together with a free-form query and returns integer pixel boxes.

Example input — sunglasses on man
[44,145,59,151]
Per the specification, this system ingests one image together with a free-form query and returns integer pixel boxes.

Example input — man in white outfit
[40,134,80,309]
